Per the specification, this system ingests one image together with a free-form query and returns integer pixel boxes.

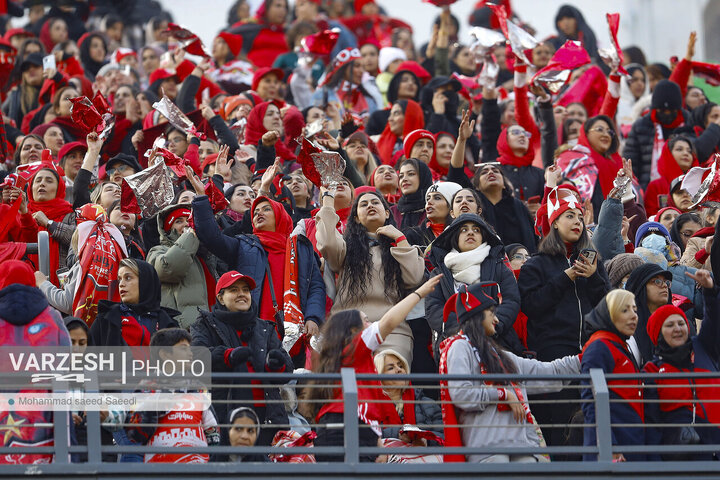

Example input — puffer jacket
[425,214,524,355]
[518,249,611,361]
[146,204,217,329]
[190,304,292,430]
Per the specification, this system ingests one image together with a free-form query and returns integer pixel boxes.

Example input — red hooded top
[645,142,699,216]
[251,196,293,323]
[496,127,536,167]
[244,101,297,161]
[376,100,423,166]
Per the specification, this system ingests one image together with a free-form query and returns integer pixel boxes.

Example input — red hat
[646,304,689,346]
[220,94,254,121]
[217,31,244,58]
[149,68,177,85]
[0,260,36,289]
[547,186,583,226]
[112,47,137,64]
[252,67,284,92]
[443,282,498,325]
[216,270,257,296]
[318,47,361,87]
[163,206,192,232]
[396,61,431,85]
[354,0,376,12]
[2,28,33,43]
[403,129,435,159]
[57,141,88,162]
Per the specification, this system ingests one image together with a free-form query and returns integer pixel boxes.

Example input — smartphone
[580,248,597,264]
[42,54,56,72]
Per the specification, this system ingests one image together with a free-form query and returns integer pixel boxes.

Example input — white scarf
[443,243,491,285]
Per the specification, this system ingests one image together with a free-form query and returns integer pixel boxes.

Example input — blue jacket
[192,195,326,327]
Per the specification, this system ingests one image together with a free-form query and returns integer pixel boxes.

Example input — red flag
[555,65,608,117]
[531,40,591,92]
[691,61,720,87]
[165,23,210,58]
[72,204,127,325]
[300,29,340,57]
[487,3,536,64]
[606,13,627,76]
[296,137,323,187]
[69,96,104,135]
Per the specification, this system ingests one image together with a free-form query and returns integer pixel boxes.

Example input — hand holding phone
[42,54,56,72]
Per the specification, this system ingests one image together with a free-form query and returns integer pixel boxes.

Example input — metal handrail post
[52,381,70,464]
[341,367,359,465]
[589,368,613,462]
[84,372,102,464]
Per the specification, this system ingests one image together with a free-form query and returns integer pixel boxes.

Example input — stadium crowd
[0,0,719,465]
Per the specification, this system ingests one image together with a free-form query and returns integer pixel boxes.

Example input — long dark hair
[538,219,592,257]
[339,191,406,304]
[463,310,517,377]
[309,310,364,413]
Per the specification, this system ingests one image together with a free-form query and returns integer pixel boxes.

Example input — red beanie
[646,304,688,346]
[0,260,36,289]
[403,129,435,159]
[354,0,375,13]
[252,67,284,92]
[163,207,192,232]
[217,32,243,58]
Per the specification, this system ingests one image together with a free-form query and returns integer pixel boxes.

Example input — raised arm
[377,275,442,340]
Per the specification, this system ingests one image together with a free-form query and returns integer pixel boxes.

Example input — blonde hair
[119,258,140,276]
[606,289,635,323]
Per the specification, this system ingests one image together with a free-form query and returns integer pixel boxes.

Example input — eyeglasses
[106,164,132,175]
[507,127,531,138]
[650,277,671,288]
[511,253,530,261]
[680,230,697,238]
[589,126,615,137]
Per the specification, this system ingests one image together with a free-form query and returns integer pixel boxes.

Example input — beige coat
[315,206,424,349]
[679,236,712,270]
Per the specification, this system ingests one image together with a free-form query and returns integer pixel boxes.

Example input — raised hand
[214,145,232,182]
[261,130,280,147]
[184,165,205,195]
[375,224,403,241]
[685,269,714,289]
[685,31,697,61]
[414,274,443,299]
[458,109,476,142]
[260,158,282,194]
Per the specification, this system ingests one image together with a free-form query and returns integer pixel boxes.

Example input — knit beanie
[426,181,462,206]
[604,253,645,288]
[651,79,682,111]
[646,304,688,346]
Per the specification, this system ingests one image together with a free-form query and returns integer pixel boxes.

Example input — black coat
[190,307,292,427]
[425,214,525,355]
[90,301,179,347]
[518,250,610,361]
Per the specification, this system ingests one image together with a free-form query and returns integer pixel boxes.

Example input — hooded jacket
[89,260,180,347]
[191,195,326,329]
[425,214,524,355]
[580,297,647,461]
[518,242,611,361]
[190,301,292,429]
[146,204,218,328]
[496,127,545,201]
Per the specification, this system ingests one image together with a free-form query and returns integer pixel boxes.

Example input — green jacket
[147,205,217,328]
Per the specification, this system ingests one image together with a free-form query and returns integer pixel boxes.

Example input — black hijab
[625,263,672,364]
[396,158,433,218]
[690,101,716,129]
[124,259,163,315]
[79,32,108,79]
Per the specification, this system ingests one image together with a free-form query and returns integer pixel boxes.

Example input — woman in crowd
[191,271,292,444]
[404,181,461,248]
[426,213,523,356]
[645,135,698,217]
[107,200,146,260]
[227,408,268,462]
[375,99,424,165]
[315,187,425,357]
[147,204,217,328]
[90,258,180,346]
[581,289,647,462]
[644,269,720,459]
[13,134,45,167]
[518,187,610,446]
[310,275,442,462]
[218,184,256,233]
[390,158,433,229]
[440,282,581,463]
[369,164,400,204]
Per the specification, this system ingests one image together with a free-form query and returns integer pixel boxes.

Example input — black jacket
[425,214,525,354]
[90,301,179,347]
[518,250,610,361]
[190,306,292,427]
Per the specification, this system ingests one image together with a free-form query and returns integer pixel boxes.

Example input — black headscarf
[669,212,701,255]
[124,259,163,315]
[625,263,672,364]
[79,32,108,79]
[654,335,694,369]
[387,70,420,105]
[690,102,717,129]
[551,5,599,61]
[396,158,433,221]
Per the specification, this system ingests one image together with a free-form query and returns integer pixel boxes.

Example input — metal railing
[0,369,718,478]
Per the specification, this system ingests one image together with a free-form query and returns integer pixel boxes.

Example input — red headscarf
[244,101,296,161]
[251,196,293,322]
[376,100,424,166]
[27,163,74,285]
[496,127,536,167]
[657,141,698,183]
[575,125,623,198]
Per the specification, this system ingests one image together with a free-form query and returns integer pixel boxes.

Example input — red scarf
[656,139,698,182]
[427,221,445,238]
[27,168,74,286]
[283,235,305,356]
[400,387,417,425]
[376,100,424,166]
[496,127,536,167]
[252,197,294,327]
[72,205,127,325]
[244,101,297,161]
[438,334,467,462]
